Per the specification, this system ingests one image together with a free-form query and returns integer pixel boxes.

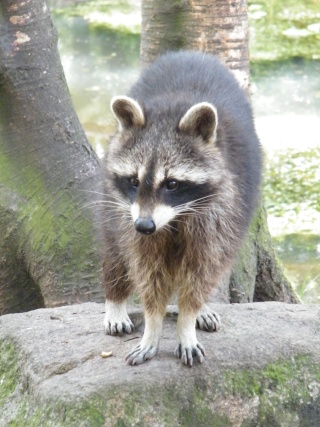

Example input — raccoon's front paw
[196,305,221,332]
[126,342,158,366]
[174,341,206,367]
[104,316,134,336]
[104,300,134,336]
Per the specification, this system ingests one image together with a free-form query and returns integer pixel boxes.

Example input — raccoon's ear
[111,96,145,130]
[179,102,218,143]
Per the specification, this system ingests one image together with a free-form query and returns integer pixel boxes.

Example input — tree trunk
[141,0,298,303]
[141,0,250,88]
[0,0,105,314]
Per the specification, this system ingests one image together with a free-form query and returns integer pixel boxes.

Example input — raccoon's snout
[135,217,156,235]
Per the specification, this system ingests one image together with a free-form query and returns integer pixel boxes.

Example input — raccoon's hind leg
[103,258,135,336]
[196,304,221,332]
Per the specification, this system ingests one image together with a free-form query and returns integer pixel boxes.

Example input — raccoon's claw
[196,306,221,332]
[174,342,206,367]
[104,318,134,336]
[126,343,158,365]
[104,300,134,336]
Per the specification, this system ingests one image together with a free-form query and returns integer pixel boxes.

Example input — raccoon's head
[107,95,223,235]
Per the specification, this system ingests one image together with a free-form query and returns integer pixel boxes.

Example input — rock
[0,302,319,426]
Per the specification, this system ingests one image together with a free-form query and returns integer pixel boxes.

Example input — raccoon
[103,51,262,366]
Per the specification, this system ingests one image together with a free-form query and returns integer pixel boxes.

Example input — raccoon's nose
[135,217,156,235]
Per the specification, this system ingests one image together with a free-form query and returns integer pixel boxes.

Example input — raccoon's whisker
[81,191,132,205]
[188,194,216,202]
[103,210,132,216]
[101,201,132,209]
[81,202,131,211]
[100,212,133,223]
[105,207,132,214]
[188,193,223,205]
[172,219,193,235]
[105,210,132,215]
[104,214,132,222]
[78,190,131,207]
[174,207,212,216]
[96,214,131,224]
[179,207,208,214]
[106,195,132,206]
[102,216,132,224]
[162,223,177,233]
[173,195,215,211]
[92,200,130,206]
[173,194,224,215]
[81,195,129,210]
[79,189,109,197]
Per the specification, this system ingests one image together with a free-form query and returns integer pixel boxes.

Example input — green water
[49,0,320,303]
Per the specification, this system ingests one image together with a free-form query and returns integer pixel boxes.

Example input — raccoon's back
[129,51,249,120]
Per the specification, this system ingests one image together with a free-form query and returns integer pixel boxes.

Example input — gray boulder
[0,302,319,426]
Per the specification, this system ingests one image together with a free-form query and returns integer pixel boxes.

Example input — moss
[225,369,261,398]
[5,356,320,425]
[65,402,105,427]
[224,355,320,424]
[230,215,259,303]
[0,340,20,408]
[0,146,101,287]
[9,397,106,427]
[179,391,232,427]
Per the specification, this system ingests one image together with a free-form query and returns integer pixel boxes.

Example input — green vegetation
[224,355,320,425]
[0,341,20,409]
[4,354,320,426]
[248,0,320,61]
[0,144,102,297]
[264,146,320,218]
[263,146,320,302]
[52,0,141,34]
[272,233,320,302]
[51,0,320,60]
[225,355,320,399]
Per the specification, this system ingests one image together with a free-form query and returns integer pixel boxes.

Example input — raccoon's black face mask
[108,96,223,234]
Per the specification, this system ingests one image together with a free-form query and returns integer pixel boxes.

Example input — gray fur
[103,51,262,366]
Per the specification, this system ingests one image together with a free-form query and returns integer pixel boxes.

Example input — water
[251,61,320,303]
[50,10,320,303]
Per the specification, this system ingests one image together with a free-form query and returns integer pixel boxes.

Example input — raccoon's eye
[166,179,178,191]
[129,177,139,188]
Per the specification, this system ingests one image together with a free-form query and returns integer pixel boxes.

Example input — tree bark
[141,0,299,304]
[0,0,105,314]
[141,0,250,88]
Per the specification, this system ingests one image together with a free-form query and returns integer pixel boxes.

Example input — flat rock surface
[0,302,320,426]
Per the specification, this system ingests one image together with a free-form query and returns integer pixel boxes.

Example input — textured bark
[141,0,250,88]
[230,206,299,304]
[0,0,105,314]
[141,0,299,303]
